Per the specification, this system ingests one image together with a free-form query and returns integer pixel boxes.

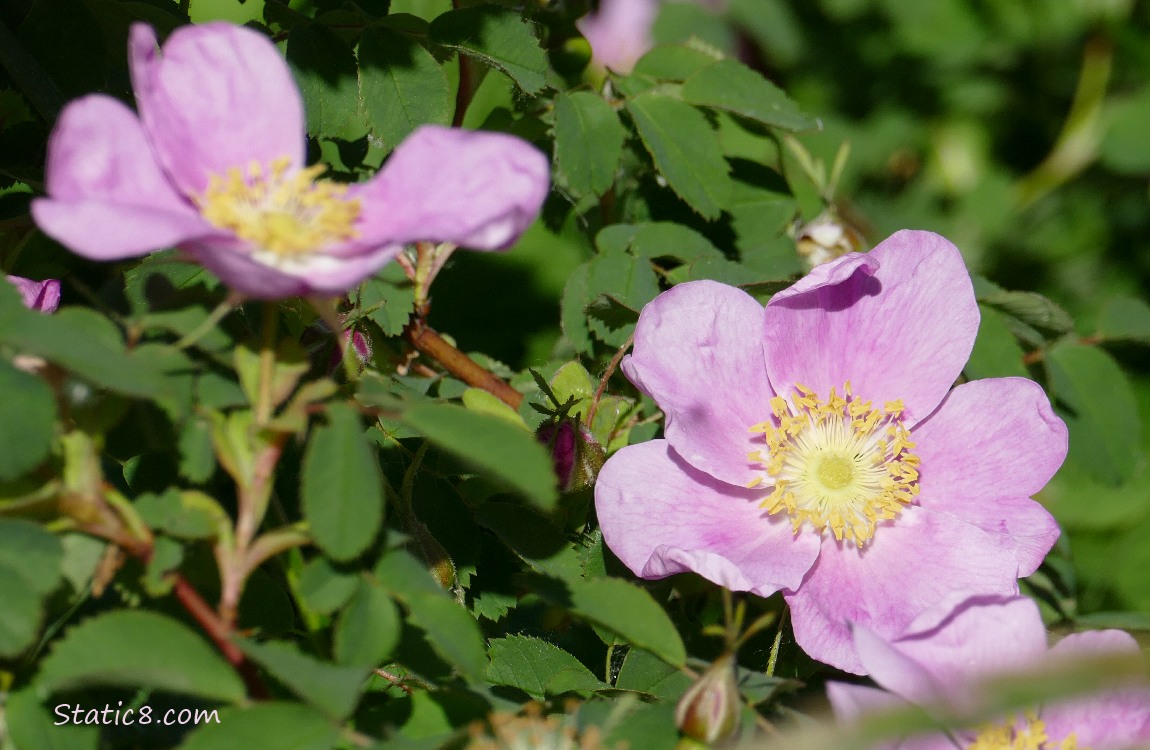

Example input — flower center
[196,157,361,256]
[967,714,1085,750]
[746,382,920,545]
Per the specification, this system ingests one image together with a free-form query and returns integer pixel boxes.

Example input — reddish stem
[173,575,269,699]
[587,333,634,427]
[404,321,523,409]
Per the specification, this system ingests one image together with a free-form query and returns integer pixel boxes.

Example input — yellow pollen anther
[196,157,361,257]
[747,382,920,546]
[967,713,1087,750]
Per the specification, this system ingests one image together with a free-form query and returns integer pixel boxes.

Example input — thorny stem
[76,488,269,698]
[374,668,415,695]
[587,332,634,427]
[405,320,523,409]
[173,575,268,699]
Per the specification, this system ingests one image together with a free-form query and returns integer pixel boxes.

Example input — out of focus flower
[828,595,1150,750]
[6,275,60,313]
[594,230,1068,673]
[467,703,604,750]
[576,0,726,74]
[33,22,549,300]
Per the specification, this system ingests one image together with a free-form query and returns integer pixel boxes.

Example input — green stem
[175,293,242,350]
[1015,35,1112,208]
[255,303,279,425]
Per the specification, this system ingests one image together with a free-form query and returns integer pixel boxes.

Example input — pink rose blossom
[32,22,550,300]
[594,230,1068,673]
[576,0,726,74]
[5,275,60,313]
[828,595,1150,750]
[577,0,659,74]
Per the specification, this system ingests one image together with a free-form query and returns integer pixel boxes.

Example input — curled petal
[351,125,549,251]
[129,22,305,195]
[621,280,775,486]
[862,595,1047,710]
[594,440,819,597]
[765,230,979,424]
[914,378,1066,575]
[784,506,1020,674]
[183,240,402,299]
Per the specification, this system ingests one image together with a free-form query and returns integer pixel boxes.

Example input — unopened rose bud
[536,418,605,492]
[327,327,372,375]
[675,654,741,747]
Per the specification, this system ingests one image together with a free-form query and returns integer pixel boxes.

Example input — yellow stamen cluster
[746,382,920,545]
[197,157,361,256]
[967,713,1085,750]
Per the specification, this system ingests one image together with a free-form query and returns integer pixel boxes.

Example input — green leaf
[297,557,359,615]
[179,703,339,750]
[1047,343,1142,485]
[568,578,686,666]
[403,592,487,680]
[1097,296,1150,345]
[36,611,246,703]
[0,574,43,657]
[1100,87,1150,175]
[561,263,594,355]
[300,403,384,561]
[682,58,815,132]
[334,579,402,666]
[4,687,99,750]
[487,635,605,699]
[135,489,225,540]
[980,290,1074,338]
[553,91,625,197]
[632,45,720,81]
[584,249,660,346]
[399,402,557,510]
[429,6,547,95]
[0,308,167,398]
[0,521,62,656]
[462,386,527,428]
[360,275,416,337]
[359,27,452,152]
[0,519,63,595]
[615,648,692,700]
[597,222,722,264]
[287,24,363,138]
[626,91,732,218]
[964,305,1028,380]
[238,639,370,720]
[0,358,56,480]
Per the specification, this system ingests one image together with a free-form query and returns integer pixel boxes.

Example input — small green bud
[675,654,741,747]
